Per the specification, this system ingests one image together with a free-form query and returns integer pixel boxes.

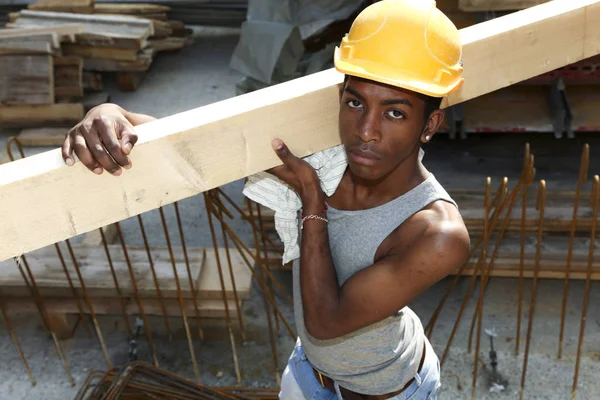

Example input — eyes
[345,99,406,120]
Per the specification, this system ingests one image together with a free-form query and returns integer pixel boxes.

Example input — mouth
[349,149,380,166]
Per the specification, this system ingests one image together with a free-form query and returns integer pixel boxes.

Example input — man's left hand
[268,139,326,210]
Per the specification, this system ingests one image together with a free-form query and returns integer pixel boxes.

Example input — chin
[347,160,382,181]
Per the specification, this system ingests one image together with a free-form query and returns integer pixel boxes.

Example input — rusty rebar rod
[519,179,546,400]
[426,147,533,339]
[516,155,535,356]
[64,239,112,367]
[137,214,172,340]
[571,175,599,400]
[559,144,589,360]
[471,177,492,399]
[245,198,280,383]
[14,255,76,386]
[0,290,36,386]
[207,205,296,340]
[115,221,160,367]
[210,192,246,341]
[54,243,92,338]
[158,206,201,380]
[98,227,132,338]
[204,192,242,383]
[173,202,205,341]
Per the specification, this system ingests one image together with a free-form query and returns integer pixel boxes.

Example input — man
[62,1,470,398]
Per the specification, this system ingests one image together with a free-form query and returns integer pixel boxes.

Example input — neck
[345,149,429,209]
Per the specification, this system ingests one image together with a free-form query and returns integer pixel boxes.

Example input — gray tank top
[292,173,457,395]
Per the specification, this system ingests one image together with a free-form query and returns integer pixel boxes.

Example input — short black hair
[342,75,442,122]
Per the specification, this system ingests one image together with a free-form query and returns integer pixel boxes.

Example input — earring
[425,135,431,142]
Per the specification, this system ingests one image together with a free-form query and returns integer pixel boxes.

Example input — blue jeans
[279,337,441,400]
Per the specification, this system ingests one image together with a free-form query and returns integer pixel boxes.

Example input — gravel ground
[1,26,600,400]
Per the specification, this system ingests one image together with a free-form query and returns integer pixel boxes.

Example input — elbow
[305,318,339,341]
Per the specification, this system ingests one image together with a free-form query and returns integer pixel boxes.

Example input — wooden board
[0,55,53,105]
[62,43,141,61]
[54,55,83,99]
[0,25,83,42]
[16,127,69,147]
[0,41,55,55]
[0,103,84,127]
[1,0,600,262]
[0,32,59,50]
[459,0,552,12]
[82,71,103,91]
[0,245,253,301]
[83,57,151,71]
[28,0,94,14]
[93,4,171,15]
[9,10,155,40]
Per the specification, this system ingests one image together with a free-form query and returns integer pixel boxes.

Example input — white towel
[242,145,424,264]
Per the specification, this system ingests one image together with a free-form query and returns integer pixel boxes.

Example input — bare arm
[299,203,470,340]
[62,103,156,175]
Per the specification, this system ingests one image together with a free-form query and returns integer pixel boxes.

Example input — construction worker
[61,0,470,398]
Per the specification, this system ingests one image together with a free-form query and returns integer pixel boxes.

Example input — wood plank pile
[0,0,194,130]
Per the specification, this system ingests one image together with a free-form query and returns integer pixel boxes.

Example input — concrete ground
[1,26,600,400]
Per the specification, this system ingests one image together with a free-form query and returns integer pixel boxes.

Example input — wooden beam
[459,0,551,12]
[0,103,84,127]
[0,24,84,41]
[0,55,54,105]
[1,0,600,262]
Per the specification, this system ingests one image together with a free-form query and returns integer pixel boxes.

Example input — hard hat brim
[334,47,463,98]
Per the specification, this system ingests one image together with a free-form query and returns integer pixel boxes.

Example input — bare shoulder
[378,200,470,277]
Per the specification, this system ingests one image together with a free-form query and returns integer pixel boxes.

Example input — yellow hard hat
[334,0,464,98]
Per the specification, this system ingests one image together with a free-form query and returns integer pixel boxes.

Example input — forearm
[299,193,341,340]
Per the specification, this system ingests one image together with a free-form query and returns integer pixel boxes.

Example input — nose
[357,109,381,143]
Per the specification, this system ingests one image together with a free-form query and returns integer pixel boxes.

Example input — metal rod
[137,214,172,340]
[245,198,280,383]
[14,255,76,386]
[516,154,535,356]
[54,243,92,338]
[519,179,546,400]
[99,227,132,338]
[204,192,242,383]
[571,175,599,400]
[559,144,589,359]
[158,206,200,380]
[64,239,112,368]
[471,177,492,399]
[256,203,280,334]
[211,192,246,341]
[6,136,25,161]
[0,289,36,386]
[115,221,160,367]
[208,206,296,340]
[173,202,205,341]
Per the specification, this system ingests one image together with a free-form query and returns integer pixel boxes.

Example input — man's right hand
[62,103,144,176]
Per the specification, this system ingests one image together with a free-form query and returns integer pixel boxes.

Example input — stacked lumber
[0,244,256,322]
[459,0,552,12]
[0,25,86,128]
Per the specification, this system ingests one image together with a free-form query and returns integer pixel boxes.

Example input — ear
[420,109,445,143]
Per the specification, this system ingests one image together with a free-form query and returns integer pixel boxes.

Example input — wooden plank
[1,0,600,261]
[0,24,83,42]
[0,245,253,301]
[116,71,146,91]
[0,55,53,105]
[28,0,94,14]
[93,4,171,15]
[54,55,83,98]
[83,57,150,71]
[82,71,103,91]
[0,41,55,55]
[459,0,552,12]
[2,297,239,319]
[80,224,117,246]
[10,10,155,40]
[0,103,84,128]
[0,32,59,49]
[62,43,141,61]
[16,127,69,147]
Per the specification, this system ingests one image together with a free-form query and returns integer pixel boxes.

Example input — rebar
[571,175,599,400]
[204,192,242,383]
[137,214,172,340]
[98,227,132,337]
[0,289,36,386]
[173,202,205,341]
[54,243,92,338]
[559,144,589,359]
[519,179,546,400]
[158,206,200,380]
[115,221,160,367]
[471,177,491,399]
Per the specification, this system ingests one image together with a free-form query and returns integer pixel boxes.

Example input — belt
[313,342,427,400]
